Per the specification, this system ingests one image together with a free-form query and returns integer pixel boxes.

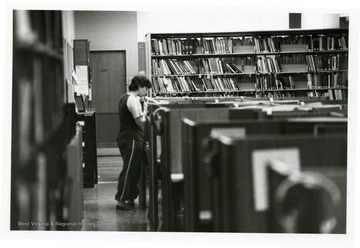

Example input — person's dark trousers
[115,138,144,202]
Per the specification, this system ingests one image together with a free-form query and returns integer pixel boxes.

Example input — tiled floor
[82,149,151,231]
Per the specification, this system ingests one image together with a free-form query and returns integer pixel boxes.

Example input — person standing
[115,75,152,210]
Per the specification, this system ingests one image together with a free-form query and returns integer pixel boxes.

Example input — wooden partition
[207,132,347,233]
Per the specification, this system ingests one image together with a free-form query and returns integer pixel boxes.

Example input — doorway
[90,50,126,147]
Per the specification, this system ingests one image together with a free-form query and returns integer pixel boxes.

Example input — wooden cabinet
[76,111,98,188]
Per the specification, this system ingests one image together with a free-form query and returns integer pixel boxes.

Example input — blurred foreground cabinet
[76,111,98,188]
[207,130,347,233]
[65,124,84,230]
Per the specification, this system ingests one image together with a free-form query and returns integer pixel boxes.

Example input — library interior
[8,8,356,241]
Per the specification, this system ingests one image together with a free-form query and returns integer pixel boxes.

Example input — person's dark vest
[117,94,144,141]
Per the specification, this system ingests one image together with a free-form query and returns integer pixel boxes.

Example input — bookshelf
[145,29,348,100]
[12,10,75,230]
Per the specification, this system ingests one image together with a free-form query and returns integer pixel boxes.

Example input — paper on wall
[74,65,89,95]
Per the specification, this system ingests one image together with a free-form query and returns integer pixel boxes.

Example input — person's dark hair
[129,75,152,91]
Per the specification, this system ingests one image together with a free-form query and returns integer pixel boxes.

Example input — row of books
[203,38,232,54]
[151,73,347,93]
[151,76,257,93]
[257,53,347,68]
[327,89,347,100]
[202,37,254,54]
[151,38,202,56]
[254,37,280,53]
[256,91,314,99]
[254,72,348,91]
[152,77,194,93]
[256,74,295,90]
[256,55,282,73]
[305,54,345,71]
[152,59,197,75]
[256,54,346,73]
[151,34,348,55]
[310,72,348,88]
[152,55,346,76]
[151,58,254,75]
[308,34,347,51]
[153,74,347,94]
[200,58,246,74]
[254,34,348,52]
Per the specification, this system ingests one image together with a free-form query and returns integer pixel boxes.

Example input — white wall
[63,11,76,43]
[74,11,138,78]
[302,13,340,29]
[137,10,288,42]
[137,11,342,42]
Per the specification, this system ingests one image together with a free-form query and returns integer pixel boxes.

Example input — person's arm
[127,95,148,129]
[134,100,149,128]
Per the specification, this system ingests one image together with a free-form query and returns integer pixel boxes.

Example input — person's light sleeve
[127,95,143,119]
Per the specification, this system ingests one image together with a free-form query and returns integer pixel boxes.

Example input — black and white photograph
[1,0,360,248]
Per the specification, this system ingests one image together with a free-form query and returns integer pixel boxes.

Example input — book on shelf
[166,60,178,75]
[209,58,220,74]
[256,55,281,73]
[319,35,326,51]
[256,56,268,73]
[157,39,163,55]
[305,55,316,71]
[254,38,261,53]
[200,59,211,74]
[183,60,197,74]
[202,77,214,90]
[158,59,170,75]
[306,73,313,88]
[162,39,169,55]
[174,39,181,55]
[151,39,157,55]
[185,38,190,54]
[228,63,244,73]
[339,35,347,50]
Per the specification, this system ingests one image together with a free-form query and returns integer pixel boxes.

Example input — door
[90,51,126,147]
